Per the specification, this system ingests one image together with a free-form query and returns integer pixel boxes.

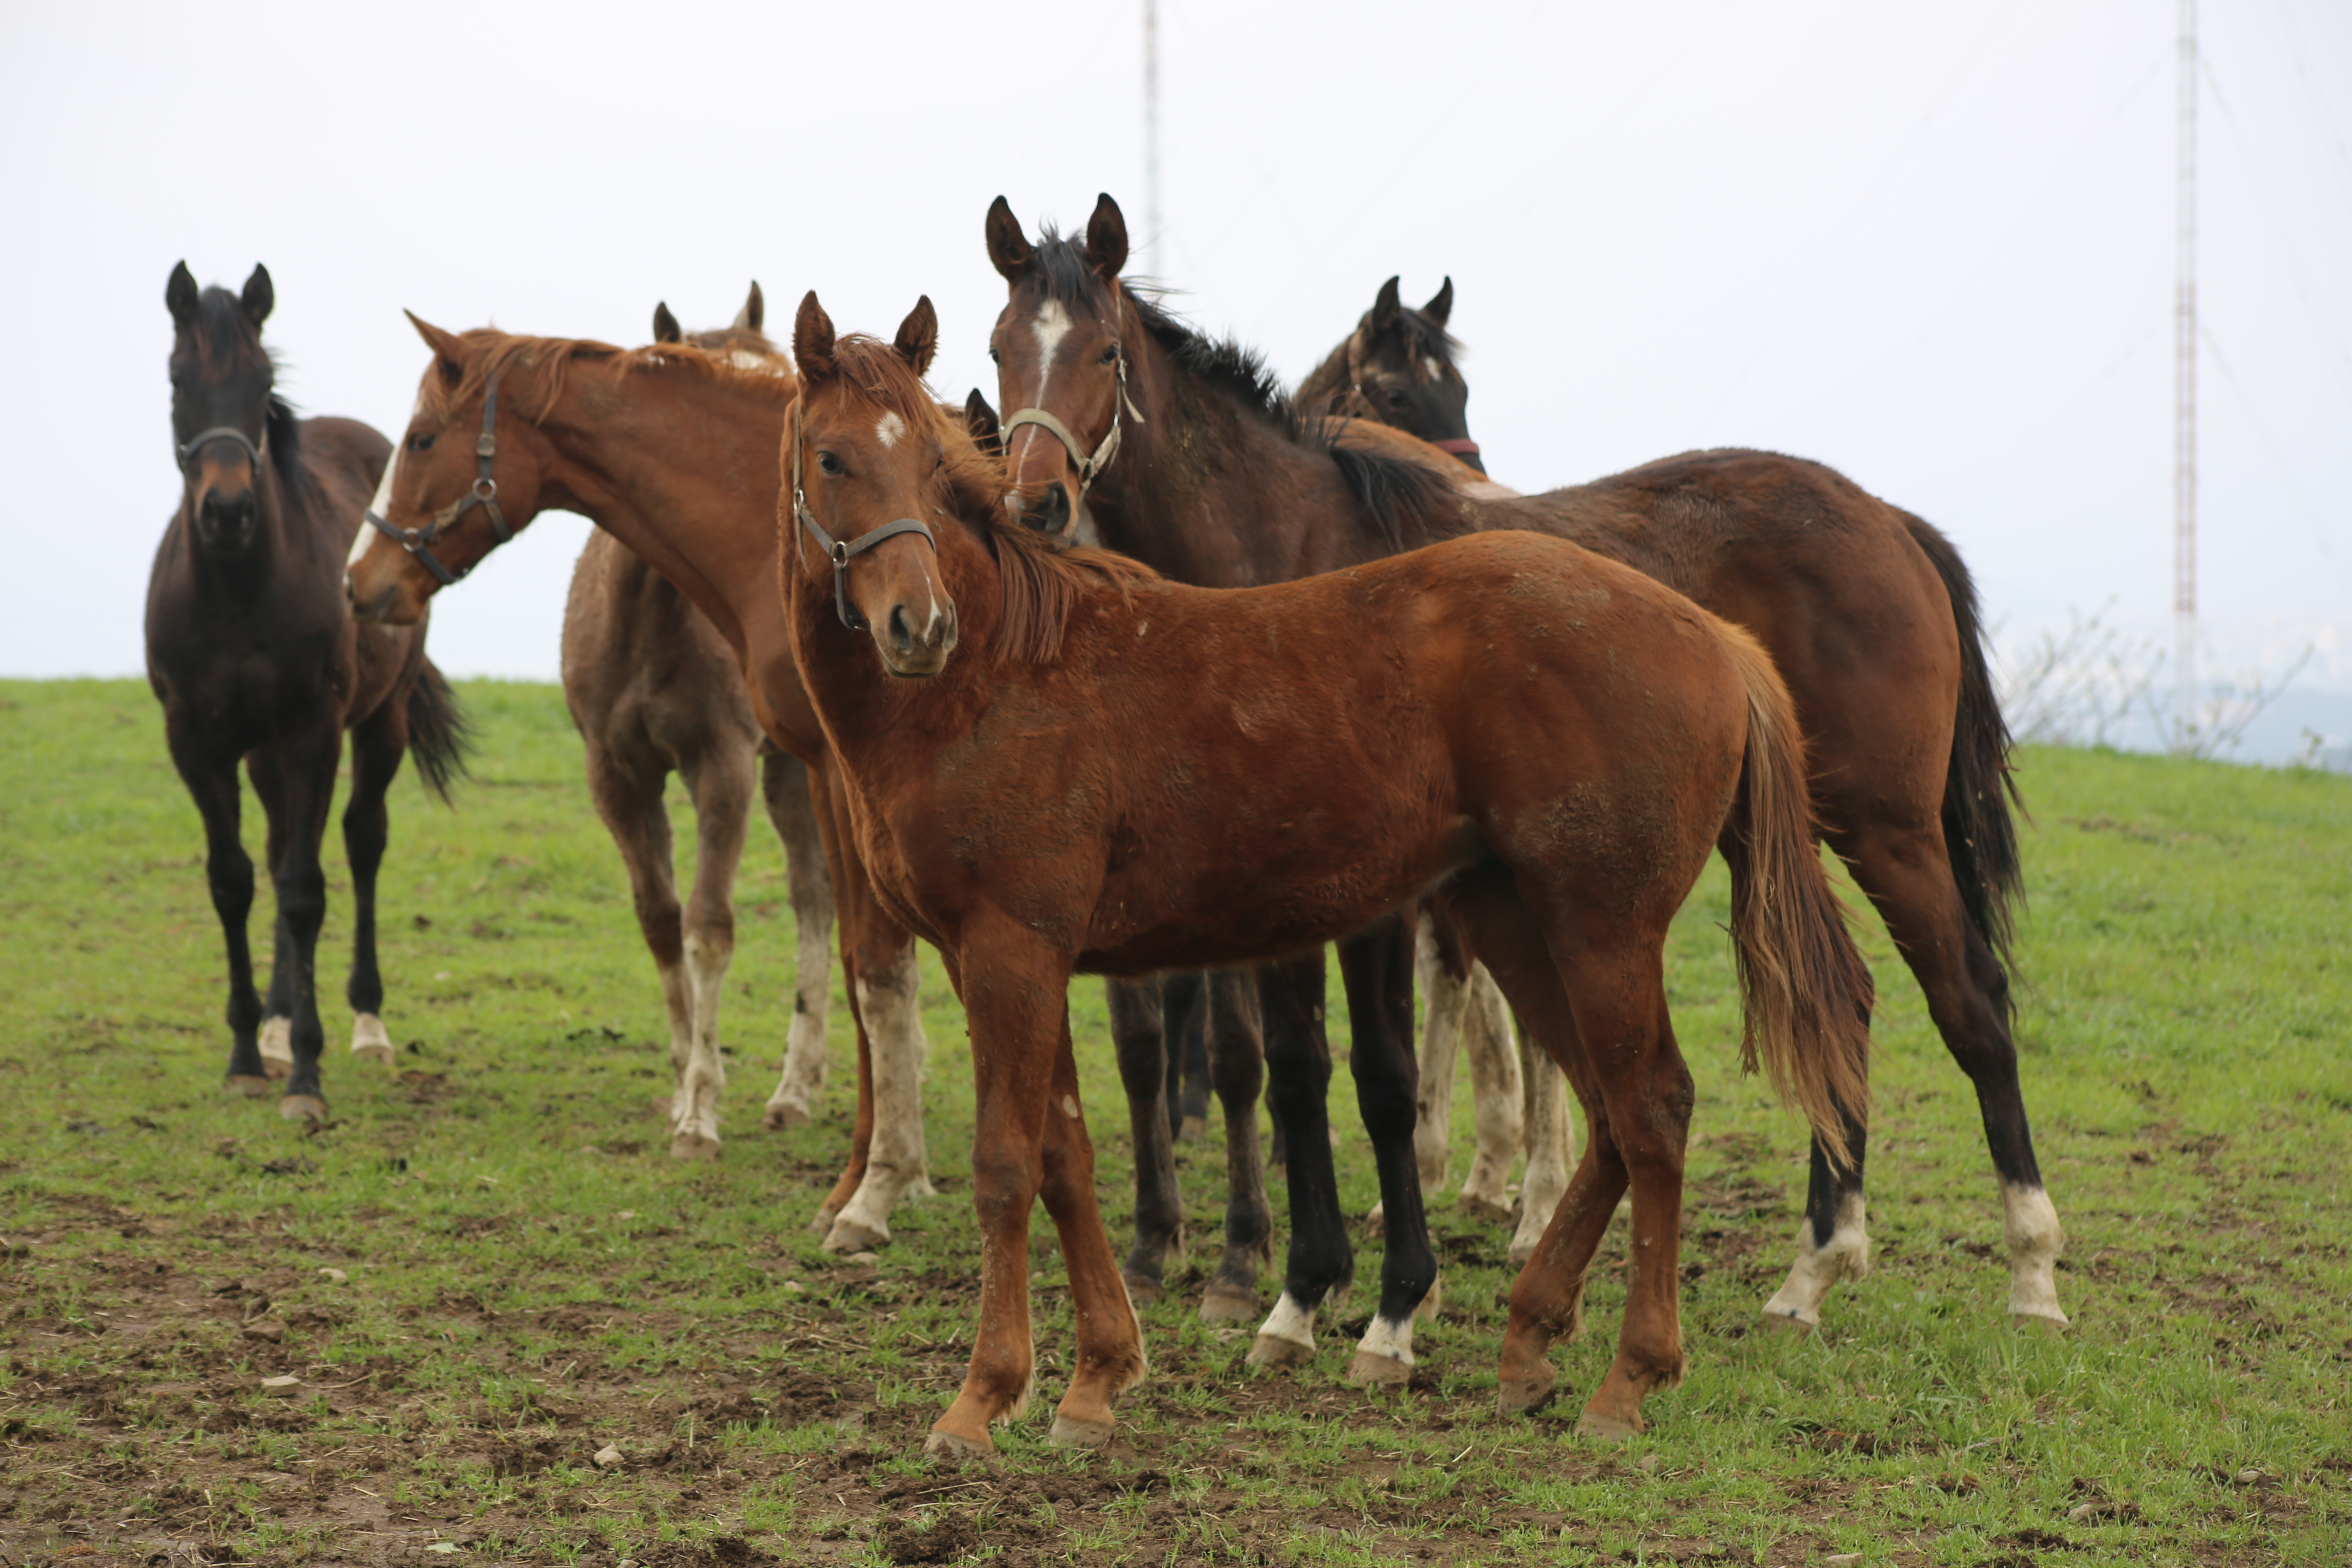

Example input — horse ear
[985,196,1034,280]
[652,302,683,344]
[793,291,837,381]
[404,310,467,385]
[735,281,764,332]
[240,264,274,328]
[894,296,939,376]
[166,261,200,326]
[1084,192,1129,278]
[1370,276,1403,331]
[964,388,1002,456]
[1423,276,1454,326]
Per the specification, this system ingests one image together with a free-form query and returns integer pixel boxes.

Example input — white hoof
[351,1013,396,1065]
[259,1017,294,1080]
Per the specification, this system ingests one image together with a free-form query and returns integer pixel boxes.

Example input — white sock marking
[1762,1192,1870,1327]
[1355,1312,1415,1368]
[1257,1291,1316,1352]
[2002,1183,2069,1325]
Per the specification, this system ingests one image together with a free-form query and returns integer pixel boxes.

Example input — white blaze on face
[1013,298,1076,470]
[1425,356,1443,381]
[874,410,906,450]
[349,445,399,569]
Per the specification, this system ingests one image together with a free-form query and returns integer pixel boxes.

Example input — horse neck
[534,369,789,667]
[1097,321,1374,588]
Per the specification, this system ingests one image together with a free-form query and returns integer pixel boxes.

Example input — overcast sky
[5,0,2348,754]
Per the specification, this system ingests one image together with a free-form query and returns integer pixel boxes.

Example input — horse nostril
[1039,483,1071,535]
[889,604,914,653]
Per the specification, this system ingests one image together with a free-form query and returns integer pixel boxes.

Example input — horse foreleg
[169,733,267,1095]
[1037,1013,1149,1448]
[822,902,933,1253]
[1336,913,1440,1387]
[1457,961,1525,1223]
[1165,969,1212,1140]
[1199,967,1271,1323]
[1509,1021,1576,1267]
[255,776,298,1082]
[1108,976,1183,1303]
[583,746,693,1145]
[247,722,342,1123]
[1247,951,1350,1371]
[341,700,408,1067]
[670,747,753,1160]
[759,753,835,1130]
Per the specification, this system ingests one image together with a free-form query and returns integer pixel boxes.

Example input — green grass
[0,677,2346,1566]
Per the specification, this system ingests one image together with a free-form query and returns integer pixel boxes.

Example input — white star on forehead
[875,411,906,448]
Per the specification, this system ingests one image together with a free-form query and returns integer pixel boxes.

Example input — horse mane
[419,328,796,425]
[823,332,1158,667]
[1030,235,1473,556]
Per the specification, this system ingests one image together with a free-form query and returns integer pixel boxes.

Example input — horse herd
[147,192,2065,1458]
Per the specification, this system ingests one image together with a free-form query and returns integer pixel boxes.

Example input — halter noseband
[1343,327,1479,459]
[788,405,938,633]
[177,424,266,477]
[362,370,513,587]
[998,350,1144,535]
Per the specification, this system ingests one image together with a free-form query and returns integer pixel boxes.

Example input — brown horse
[987,195,2062,1337]
[559,285,838,1156]
[345,316,940,1242]
[147,263,466,1119]
[780,292,1870,1450]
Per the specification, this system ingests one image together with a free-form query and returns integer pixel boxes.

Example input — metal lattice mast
[2173,0,2199,745]
[1144,0,1162,272]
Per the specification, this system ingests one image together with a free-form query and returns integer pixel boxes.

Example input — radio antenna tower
[1144,0,1163,272]
[2173,0,2199,746]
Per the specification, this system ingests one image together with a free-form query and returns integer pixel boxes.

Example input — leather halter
[177,424,265,477]
[1343,327,1480,459]
[362,370,513,587]
[788,404,938,632]
[998,351,1144,534]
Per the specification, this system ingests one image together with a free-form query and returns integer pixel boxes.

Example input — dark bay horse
[779,293,1871,1450]
[345,314,940,1244]
[986,196,2064,1338]
[560,285,839,1157]
[1296,274,1485,473]
[147,263,466,1120]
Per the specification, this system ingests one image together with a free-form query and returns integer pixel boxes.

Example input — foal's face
[346,317,546,626]
[1350,278,1479,472]
[984,194,1131,539]
[788,292,960,679]
[164,261,276,553]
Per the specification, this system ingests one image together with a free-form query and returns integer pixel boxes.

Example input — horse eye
[1383,389,1406,406]
[818,452,845,477]
[987,347,1000,364]
[407,432,436,453]
[1099,345,1120,364]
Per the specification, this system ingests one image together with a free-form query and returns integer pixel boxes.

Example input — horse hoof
[1177,1114,1207,1143]
[1247,1333,1315,1371]
[350,1014,396,1065]
[1197,1282,1258,1324]
[2010,1308,2070,1335]
[922,1427,993,1461]
[1123,1272,1167,1307]
[1496,1371,1557,1417]
[225,1074,274,1099]
[1575,1408,1643,1442]
[1507,1243,1538,1270]
[763,1101,810,1131]
[1346,1350,1412,1388]
[1362,1205,1387,1241]
[278,1094,327,1125]
[668,1132,722,1162]
[259,1019,294,1079]
[1458,1194,1515,1227]
[1761,1310,1816,1338]
[823,1217,888,1254]
[807,1203,842,1236]
[1047,1414,1114,1449]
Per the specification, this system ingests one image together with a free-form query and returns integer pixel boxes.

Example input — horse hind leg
[759,753,835,1130]
[583,748,693,1147]
[1458,960,1525,1224]
[1509,1020,1577,1268]
[342,700,410,1067]
[1199,967,1272,1323]
[1109,975,1184,1303]
[668,749,753,1160]
[1247,951,1352,1371]
[1334,913,1441,1390]
[1363,914,1470,1238]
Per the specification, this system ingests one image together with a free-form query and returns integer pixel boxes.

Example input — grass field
[0,677,2346,1568]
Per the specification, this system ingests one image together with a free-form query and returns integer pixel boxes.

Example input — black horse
[146,262,466,1120]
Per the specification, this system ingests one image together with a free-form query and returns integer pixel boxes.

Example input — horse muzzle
[877,598,958,678]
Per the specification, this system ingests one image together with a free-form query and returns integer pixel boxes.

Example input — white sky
[5,1,2348,748]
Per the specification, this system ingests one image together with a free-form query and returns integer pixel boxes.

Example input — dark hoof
[1497,1368,1557,1417]
[1177,1114,1208,1143]
[1197,1281,1258,1323]
[225,1075,274,1099]
[1124,1272,1168,1307]
[277,1094,327,1125]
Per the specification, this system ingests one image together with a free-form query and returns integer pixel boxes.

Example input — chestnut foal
[782,293,1871,1453]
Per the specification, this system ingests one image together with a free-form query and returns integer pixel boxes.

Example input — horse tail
[1715,622,1874,1171]
[1900,509,2027,990]
[405,659,472,805]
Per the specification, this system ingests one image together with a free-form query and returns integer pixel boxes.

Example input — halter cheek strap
[362,370,514,587]
[998,352,1144,535]
[788,405,938,632]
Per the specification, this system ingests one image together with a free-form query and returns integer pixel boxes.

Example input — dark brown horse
[1296,275,1485,473]
[147,263,466,1120]
[779,292,1870,1450]
[561,284,840,1157]
[986,196,2063,1339]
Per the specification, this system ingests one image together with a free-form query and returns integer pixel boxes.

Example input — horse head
[345,315,551,624]
[785,292,960,678]
[165,261,281,553]
[983,193,1139,541]
[1329,276,1481,474]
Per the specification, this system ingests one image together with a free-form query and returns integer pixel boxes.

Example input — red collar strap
[1430,437,1481,457]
